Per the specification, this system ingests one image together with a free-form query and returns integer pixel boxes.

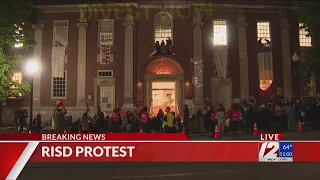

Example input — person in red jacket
[111,108,122,133]
[140,107,150,133]
[209,106,217,137]
[229,103,240,136]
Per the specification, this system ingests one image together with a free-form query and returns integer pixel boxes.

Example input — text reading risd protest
[42,146,136,158]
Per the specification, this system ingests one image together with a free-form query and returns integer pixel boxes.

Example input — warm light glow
[299,23,311,47]
[152,82,175,114]
[213,20,227,46]
[25,60,38,74]
[154,62,173,74]
[260,80,273,90]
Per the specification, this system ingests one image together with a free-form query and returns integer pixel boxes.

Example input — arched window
[154,12,173,43]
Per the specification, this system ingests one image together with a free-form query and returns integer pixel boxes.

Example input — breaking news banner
[0,134,320,180]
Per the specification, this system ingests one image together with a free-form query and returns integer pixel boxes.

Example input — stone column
[237,12,249,99]
[76,19,88,107]
[32,22,44,107]
[123,13,135,109]
[280,16,292,99]
[192,11,204,107]
[192,10,204,131]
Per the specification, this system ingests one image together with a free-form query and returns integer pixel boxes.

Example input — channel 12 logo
[259,142,293,162]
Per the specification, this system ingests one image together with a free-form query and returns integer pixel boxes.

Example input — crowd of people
[200,97,320,136]
[13,97,320,134]
[71,106,184,134]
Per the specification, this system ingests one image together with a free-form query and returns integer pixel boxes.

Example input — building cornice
[34,3,289,13]
[34,3,139,13]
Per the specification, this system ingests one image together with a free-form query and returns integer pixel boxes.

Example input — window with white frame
[97,70,113,77]
[52,71,67,98]
[99,19,114,46]
[154,12,173,43]
[213,20,227,46]
[8,72,23,98]
[53,21,68,47]
[257,21,271,44]
[299,23,311,47]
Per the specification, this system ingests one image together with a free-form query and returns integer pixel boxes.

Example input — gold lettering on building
[176,8,191,20]
[144,8,150,20]
[115,9,126,20]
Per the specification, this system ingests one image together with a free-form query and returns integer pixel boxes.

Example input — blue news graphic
[279,142,293,158]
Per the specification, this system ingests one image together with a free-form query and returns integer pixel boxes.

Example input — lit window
[257,22,271,44]
[213,20,227,46]
[53,21,68,47]
[12,73,22,84]
[154,12,173,43]
[99,19,114,46]
[52,71,67,98]
[299,23,311,47]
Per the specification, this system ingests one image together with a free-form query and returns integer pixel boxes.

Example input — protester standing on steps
[56,106,67,133]
[183,104,189,135]
[140,107,150,133]
[126,111,134,133]
[216,104,226,134]
[163,107,175,133]
[209,106,217,137]
[194,110,202,134]
[81,112,90,133]
[111,108,122,133]
[157,109,165,133]
[283,102,297,132]
[229,103,240,136]
[96,112,105,133]
[32,114,41,133]
[245,101,255,133]
[274,101,282,130]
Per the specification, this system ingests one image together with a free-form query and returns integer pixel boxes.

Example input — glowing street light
[25,60,39,133]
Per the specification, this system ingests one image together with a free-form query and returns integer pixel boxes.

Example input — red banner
[30,142,257,162]
[101,45,111,64]
[1,135,320,179]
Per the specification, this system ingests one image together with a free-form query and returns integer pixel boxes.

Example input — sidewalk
[188,131,320,140]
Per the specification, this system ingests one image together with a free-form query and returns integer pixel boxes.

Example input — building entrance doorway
[151,82,175,116]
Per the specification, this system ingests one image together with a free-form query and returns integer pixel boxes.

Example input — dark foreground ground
[19,162,320,180]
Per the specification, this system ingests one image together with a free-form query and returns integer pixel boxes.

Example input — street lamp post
[30,76,33,132]
[26,60,38,133]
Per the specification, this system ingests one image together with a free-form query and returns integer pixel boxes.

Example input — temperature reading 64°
[283,144,292,150]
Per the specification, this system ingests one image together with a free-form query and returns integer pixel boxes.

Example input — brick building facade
[2,0,315,124]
